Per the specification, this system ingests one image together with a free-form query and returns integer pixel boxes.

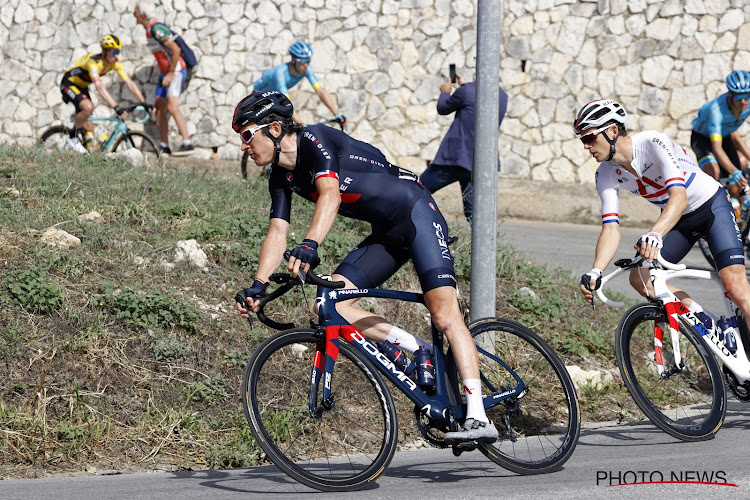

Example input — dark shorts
[691,130,741,178]
[661,188,745,270]
[334,190,457,292]
[60,82,90,114]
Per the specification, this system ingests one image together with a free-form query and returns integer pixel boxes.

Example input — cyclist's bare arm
[257,218,290,284]
[123,77,147,107]
[93,79,119,110]
[580,222,620,303]
[288,176,340,275]
[237,217,289,316]
[314,86,346,126]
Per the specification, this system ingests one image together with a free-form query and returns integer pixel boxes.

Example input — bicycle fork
[307,326,343,418]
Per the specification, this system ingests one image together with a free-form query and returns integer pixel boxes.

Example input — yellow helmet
[100,34,122,51]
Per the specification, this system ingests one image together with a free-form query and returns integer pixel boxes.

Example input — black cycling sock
[72,127,84,139]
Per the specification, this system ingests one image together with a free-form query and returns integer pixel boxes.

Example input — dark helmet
[232,91,294,132]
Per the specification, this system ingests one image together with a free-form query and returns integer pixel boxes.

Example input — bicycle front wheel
[242,329,398,492]
[616,303,725,441]
[39,126,74,152]
[112,131,160,161]
[468,317,580,474]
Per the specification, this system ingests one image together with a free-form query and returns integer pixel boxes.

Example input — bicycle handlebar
[124,105,152,125]
[235,251,346,331]
[594,251,684,308]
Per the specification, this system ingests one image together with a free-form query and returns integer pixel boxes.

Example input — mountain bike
[39,105,160,160]
[239,116,345,179]
[236,254,580,492]
[595,253,739,441]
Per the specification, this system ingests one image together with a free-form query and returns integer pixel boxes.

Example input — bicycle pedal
[450,441,479,454]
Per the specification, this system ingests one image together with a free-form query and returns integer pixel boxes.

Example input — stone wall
[2,0,750,182]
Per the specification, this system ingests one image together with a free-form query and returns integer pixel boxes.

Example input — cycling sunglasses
[579,124,610,145]
[732,93,750,101]
[107,49,121,56]
[240,123,271,144]
[293,58,311,65]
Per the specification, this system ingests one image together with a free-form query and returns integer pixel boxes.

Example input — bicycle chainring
[724,366,750,402]
[412,406,449,448]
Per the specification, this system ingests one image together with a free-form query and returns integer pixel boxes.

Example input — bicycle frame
[598,258,750,384]
[309,285,527,427]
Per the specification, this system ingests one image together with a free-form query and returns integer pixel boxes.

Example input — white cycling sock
[463,378,489,422]
[385,325,432,354]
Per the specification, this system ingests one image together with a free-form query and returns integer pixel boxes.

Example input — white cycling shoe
[65,137,88,154]
[443,418,499,443]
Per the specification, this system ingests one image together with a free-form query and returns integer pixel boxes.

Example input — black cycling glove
[290,239,319,264]
[235,279,269,308]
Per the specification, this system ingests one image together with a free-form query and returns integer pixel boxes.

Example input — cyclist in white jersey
[574,99,750,323]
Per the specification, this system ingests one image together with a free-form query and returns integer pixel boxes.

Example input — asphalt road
[2,219,748,499]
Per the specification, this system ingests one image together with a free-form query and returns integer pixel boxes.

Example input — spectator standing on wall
[253,41,346,127]
[134,1,194,156]
[419,71,508,225]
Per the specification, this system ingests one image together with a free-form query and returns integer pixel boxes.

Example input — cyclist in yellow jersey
[60,34,150,153]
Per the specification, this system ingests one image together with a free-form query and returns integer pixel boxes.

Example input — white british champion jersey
[595,130,722,224]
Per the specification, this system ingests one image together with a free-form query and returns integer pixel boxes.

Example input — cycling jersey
[269,125,423,224]
[691,93,750,141]
[596,131,721,224]
[61,53,128,89]
[267,124,456,292]
[253,63,320,95]
[145,19,187,74]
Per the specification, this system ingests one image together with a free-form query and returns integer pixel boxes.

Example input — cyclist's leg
[692,130,721,180]
[165,70,190,141]
[155,80,169,144]
[703,189,750,318]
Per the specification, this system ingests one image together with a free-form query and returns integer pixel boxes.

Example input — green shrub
[3,266,65,313]
[94,280,200,332]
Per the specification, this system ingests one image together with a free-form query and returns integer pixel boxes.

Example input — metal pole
[470,0,501,323]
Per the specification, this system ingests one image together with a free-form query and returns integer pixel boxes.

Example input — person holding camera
[419,67,508,225]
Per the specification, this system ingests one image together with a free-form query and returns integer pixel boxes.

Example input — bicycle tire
[466,317,580,474]
[697,237,717,270]
[242,328,398,492]
[616,303,726,441]
[39,126,74,152]
[112,131,161,160]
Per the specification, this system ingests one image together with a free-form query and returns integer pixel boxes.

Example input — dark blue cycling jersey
[267,124,456,292]
[269,124,423,224]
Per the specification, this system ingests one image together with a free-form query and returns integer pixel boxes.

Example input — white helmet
[573,99,627,136]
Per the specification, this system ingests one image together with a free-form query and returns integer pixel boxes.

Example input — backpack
[174,35,197,69]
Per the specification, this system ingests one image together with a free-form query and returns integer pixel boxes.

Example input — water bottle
[414,347,435,389]
[716,316,738,354]
[376,341,415,375]
[694,311,714,333]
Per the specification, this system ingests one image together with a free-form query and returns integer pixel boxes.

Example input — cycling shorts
[60,83,90,113]
[156,69,187,98]
[661,187,744,270]
[691,130,741,178]
[334,190,457,293]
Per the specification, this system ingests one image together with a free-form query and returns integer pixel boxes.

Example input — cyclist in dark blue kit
[233,91,497,442]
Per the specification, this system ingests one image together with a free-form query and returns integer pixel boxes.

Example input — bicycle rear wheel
[467,317,580,474]
[242,328,398,492]
[112,131,161,161]
[616,303,725,441]
[39,126,74,152]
